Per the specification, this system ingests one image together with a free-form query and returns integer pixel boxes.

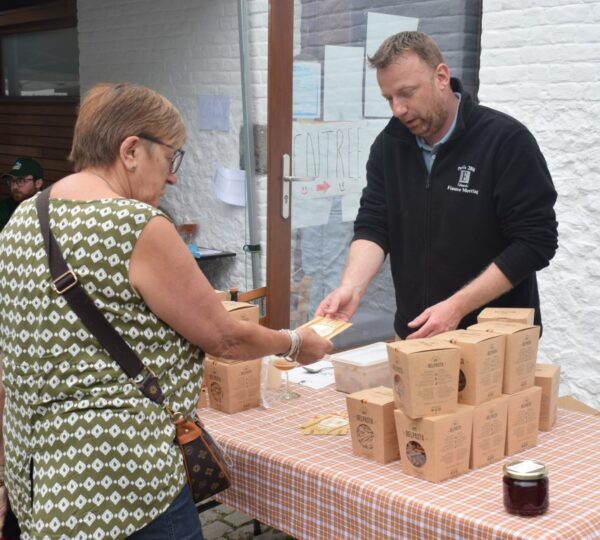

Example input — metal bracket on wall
[281,154,315,219]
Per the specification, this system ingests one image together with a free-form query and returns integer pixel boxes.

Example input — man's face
[8,176,42,202]
[377,51,451,145]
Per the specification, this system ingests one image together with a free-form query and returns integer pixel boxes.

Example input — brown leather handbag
[36,188,231,503]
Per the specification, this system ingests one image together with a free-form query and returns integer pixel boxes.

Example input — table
[199,386,600,540]
[192,246,236,262]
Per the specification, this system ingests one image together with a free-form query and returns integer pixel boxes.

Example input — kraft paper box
[433,330,505,405]
[468,321,540,394]
[468,395,509,469]
[505,386,542,456]
[197,384,208,409]
[203,357,262,413]
[222,300,259,323]
[214,289,229,301]
[477,307,535,326]
[394,405,473,483]
[535,363,561,431]
[387,339,461,418]
[346,386,399,464]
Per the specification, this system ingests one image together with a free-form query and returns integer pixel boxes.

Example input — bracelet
[276,329,302,362]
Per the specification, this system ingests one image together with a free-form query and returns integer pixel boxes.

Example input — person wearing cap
[0,158,44,231]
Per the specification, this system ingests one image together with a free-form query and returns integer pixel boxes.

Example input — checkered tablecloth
[198,385,600,540]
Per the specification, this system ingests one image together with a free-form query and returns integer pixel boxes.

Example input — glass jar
[503,460,549,516]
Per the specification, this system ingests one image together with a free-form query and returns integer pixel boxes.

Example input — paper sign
[293,61,321,119]
[323,46,364,121]
[213,164,246,206]
[198,95,230,131]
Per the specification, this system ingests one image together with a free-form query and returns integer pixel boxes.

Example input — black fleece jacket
[353,79,558,338]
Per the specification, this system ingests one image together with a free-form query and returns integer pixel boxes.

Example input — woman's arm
[129,216,332,364]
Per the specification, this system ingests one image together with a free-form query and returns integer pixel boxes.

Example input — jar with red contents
[503,460,549,516]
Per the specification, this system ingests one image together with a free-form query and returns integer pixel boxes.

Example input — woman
[0,83,332,539]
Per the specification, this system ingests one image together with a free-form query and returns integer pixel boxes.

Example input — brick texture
[480,0,600,408]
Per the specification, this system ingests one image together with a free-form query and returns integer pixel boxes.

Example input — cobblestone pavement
[199,503,296,540]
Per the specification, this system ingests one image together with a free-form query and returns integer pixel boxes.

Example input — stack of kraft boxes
[202,297,264,414]
[345,307,561,483]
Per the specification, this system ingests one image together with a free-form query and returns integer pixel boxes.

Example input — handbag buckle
[52,268,78,295]
[136,366,165,404]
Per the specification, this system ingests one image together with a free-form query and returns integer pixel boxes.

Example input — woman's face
[134,138,179,207]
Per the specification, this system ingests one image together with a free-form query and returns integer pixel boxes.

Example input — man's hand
[407,263,513,339]
[406,297,464,339]
[315,285,361,322]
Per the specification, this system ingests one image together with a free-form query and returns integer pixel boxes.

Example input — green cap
[2,157,44,180]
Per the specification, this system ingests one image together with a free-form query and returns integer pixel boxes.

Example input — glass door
[287,3,413,347]
[267,0,482,345]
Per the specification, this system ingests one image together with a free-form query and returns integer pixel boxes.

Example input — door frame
[265,0,294,329]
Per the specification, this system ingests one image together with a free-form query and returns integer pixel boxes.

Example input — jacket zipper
[423,146,439,310]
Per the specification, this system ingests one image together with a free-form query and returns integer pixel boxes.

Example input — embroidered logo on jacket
[447,165,479,195]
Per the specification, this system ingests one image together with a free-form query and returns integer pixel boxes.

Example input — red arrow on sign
[316,180,331,193]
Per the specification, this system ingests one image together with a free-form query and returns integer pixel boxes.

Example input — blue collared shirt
[416,93,461,173]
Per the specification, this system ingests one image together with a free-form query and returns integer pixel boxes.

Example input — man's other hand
[406,297,463,339]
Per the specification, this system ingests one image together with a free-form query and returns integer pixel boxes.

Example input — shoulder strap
[35,188,164,405]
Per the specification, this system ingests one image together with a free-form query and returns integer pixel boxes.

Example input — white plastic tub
[331,341,391,393]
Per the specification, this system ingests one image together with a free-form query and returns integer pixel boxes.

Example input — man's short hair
[368,31,445,71]
[69,82,186,171]
[2,157,44,181]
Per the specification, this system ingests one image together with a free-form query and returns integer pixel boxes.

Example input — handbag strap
[35,188,165,406]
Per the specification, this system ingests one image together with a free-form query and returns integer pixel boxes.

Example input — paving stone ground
[199,503,296,540]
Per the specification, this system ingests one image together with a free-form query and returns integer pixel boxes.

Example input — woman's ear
[120,136,140,172]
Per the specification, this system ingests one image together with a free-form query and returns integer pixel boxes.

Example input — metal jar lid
[503,459,548,480]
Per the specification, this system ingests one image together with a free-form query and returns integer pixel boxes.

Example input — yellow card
[298,316,352,340]
[299,412,349,435]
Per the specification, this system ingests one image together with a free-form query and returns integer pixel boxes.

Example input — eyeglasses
[137,133,185,174]
[6,176,34,187]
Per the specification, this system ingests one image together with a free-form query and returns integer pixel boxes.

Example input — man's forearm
[340,239,385,297]
[451,262,513,318]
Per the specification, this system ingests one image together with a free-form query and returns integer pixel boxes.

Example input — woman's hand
[294,327,333,365]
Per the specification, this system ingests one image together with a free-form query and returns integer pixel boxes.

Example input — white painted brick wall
[480,0,600,408]
[77,0,269,291]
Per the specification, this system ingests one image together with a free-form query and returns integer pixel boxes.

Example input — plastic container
[331,342,391,393]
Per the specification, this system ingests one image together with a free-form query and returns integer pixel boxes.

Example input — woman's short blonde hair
[69,82,186,171]
[368,31,444,71]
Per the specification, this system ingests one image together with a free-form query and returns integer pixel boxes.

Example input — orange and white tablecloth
[199,386,600,540]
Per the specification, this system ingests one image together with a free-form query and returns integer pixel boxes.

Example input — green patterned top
[0,195,203,539]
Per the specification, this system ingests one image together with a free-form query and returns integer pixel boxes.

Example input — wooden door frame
[265,0,293,330]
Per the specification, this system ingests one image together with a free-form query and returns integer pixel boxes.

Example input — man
[0,158,44,231]
[316,32,558,339]
[0,157,42,539]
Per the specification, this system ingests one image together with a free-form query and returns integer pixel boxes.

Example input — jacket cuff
[494,242,552,286]
[351,231,389,255]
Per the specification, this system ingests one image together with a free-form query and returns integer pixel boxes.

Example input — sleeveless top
[0,195,203,539]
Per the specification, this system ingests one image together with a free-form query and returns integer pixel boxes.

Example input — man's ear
[435,63,450,90]
[34,179,44,192]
